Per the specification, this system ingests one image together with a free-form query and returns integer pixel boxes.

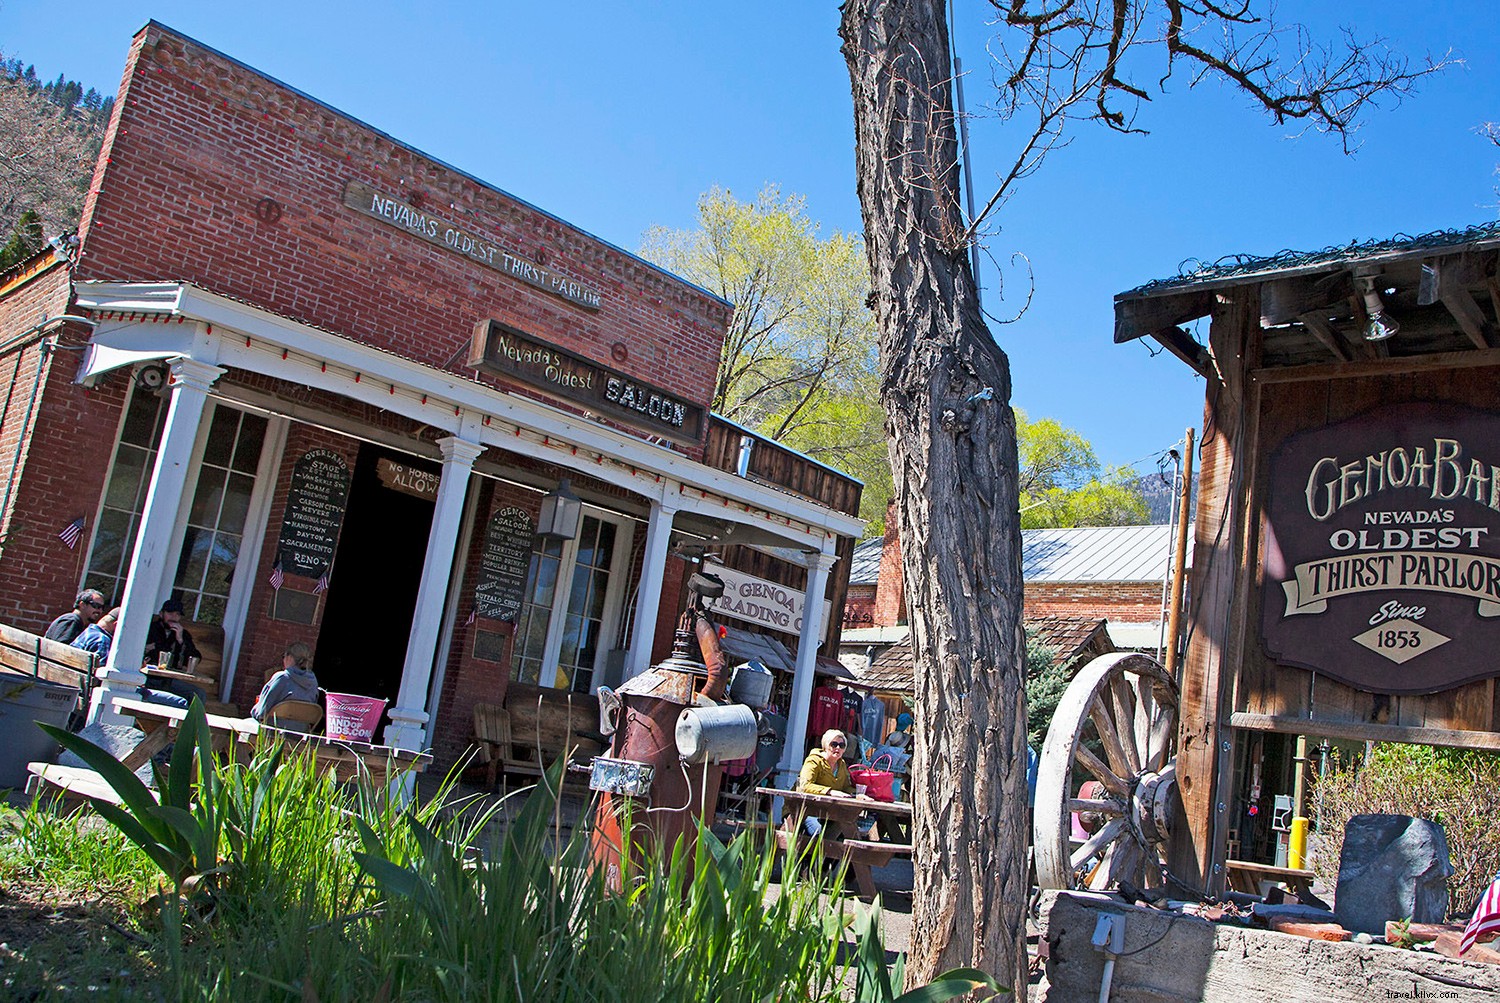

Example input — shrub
[1311,743,1500,918]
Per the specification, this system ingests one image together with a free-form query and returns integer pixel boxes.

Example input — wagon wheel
[1033,652,1180,892]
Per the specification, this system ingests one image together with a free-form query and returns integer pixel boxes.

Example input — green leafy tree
[1023,629,1063,750]
[641,186,891,528]
[1017,409,1148,528]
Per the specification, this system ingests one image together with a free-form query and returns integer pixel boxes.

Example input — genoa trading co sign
[1261,403,1500,694]
[467,319,705,446]
[342,181,602,311]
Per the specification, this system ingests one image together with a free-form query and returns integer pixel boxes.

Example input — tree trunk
[840,0,1029,993]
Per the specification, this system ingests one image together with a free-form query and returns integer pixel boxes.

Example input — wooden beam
[1147,326,1217,383]
[1251,345,1500,384]
[1261,274,1347,326]
[1487,276,1500,328]
[1293,312,1351,363]
[1443,284,1497,350]
[1113,290,1215,344]
[1230,711,1500,752]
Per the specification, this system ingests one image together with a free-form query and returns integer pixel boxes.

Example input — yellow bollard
[1289,816,1310,870]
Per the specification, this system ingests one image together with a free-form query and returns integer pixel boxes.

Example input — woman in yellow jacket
[796,729,855,837]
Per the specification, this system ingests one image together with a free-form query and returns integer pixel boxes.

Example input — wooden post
[1163,427,1195,680]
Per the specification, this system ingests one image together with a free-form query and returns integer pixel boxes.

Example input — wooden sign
[1261,403,1500,694]
[475,506,534,622]
[377,457,440,501]
[702,561,833,639]
[277,449,351,578]
[468,319,706,445]
[342,181,601,311]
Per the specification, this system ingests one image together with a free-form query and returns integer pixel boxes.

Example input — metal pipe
[1163,427,1195,681]
[1156,448,1182,662]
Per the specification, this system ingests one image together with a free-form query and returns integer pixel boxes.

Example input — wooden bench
[765,824,913,899]
[1225,859,1316,898]
[471,683,606,790]
[0,622,98,727]
[26,762,155,809]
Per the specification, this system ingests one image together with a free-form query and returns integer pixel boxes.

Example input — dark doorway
[314,443,438,708]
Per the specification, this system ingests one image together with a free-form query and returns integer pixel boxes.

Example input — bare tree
[839,0,1441,991]
[0,75,96,241]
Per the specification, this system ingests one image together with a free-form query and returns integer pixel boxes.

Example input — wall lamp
[1357,274,1400,342]
[536,477,582,541]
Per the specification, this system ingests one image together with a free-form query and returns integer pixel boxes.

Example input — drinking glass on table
[157,650,173,670]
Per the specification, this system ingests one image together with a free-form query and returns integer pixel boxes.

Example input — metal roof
[1021,525,1186,583]
[848,538,885,586]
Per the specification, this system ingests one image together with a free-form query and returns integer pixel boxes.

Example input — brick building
[0,23,862,771]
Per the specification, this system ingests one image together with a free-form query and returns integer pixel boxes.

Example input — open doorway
[314,444,439,709]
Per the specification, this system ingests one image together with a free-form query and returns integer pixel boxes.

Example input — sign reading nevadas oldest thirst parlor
[467,319,705,446]
[1261,403,1500,694]
[475,507,533,622]
[277,449,351,578]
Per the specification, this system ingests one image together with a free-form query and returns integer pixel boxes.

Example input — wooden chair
[266,699,323,734]
[472,702,543,790]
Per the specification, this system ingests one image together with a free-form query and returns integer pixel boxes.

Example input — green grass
[3,727,996,1002]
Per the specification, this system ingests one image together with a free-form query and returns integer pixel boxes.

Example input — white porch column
[775,550,838,786]
[625,499,677,678]
[384,435,483,753]
[88,358,224,726]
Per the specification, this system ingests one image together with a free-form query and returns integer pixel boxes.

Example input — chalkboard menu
[475,506,533,622]
[277,449,351,577]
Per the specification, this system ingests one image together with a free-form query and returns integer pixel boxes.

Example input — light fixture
[536,477,582,540]
[1357,274,1400,342]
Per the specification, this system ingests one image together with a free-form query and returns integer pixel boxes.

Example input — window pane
[174,527,210,592]
[232,413,268,473]
[220,473,254,533]
[92,509,131,577]
[585,569,608,621]
[203,533,240,596]
[594,521,617,571]
[121,392,162,447]
[559,616,581,668]
[104,446,146,510]
[188,469,226,527]
[202,408,237,467]
[195,594,227,626]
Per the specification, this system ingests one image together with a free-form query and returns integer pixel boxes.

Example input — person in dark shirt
[141,598,207,707]
[44,589,106,644]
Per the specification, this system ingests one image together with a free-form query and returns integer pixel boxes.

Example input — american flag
[58,517,84,549]
[269,558,284,591]
[1461,871,1500,955]
[313,569,329,595]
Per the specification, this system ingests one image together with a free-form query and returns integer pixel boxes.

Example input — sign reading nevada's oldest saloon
[1261,403,1500,694]
[467,319,705,446]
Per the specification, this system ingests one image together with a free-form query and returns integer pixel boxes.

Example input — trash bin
[0,671,78,790]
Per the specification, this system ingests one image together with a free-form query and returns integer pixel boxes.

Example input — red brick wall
[873,508,906,627]
[75,25,728,457]
[843,585,876,628]
[1022,581,1163,623]
[0,261,126,630]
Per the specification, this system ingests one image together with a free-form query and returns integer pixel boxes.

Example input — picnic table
[28,697,430,803]
[753,786,914,899]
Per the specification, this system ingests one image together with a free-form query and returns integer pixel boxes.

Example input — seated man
[46,589,106,644]
[141,598,207,707]
[251,641,319,723]
[71,607,120,661]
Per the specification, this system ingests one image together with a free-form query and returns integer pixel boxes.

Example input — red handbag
[848,754,898,802]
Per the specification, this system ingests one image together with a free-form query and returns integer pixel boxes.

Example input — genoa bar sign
[1261,403,1500,694]
[467,319,705,446]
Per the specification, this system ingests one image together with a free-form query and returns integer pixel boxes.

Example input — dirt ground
[0,876,156,1000]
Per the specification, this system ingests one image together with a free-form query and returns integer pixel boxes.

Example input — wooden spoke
[1067,797,1124,815]
[1071,818,1127,871]
[1033,652,1181,893]
[1088,696,1134,777]
[1074,743,1130,797]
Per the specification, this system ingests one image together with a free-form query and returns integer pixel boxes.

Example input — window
[170,406,268,624]
[83,384,169,603]
[511,510,630,693]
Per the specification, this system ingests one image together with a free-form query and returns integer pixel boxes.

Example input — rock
[1435,932,1500,966]
[1335,814,1452,935]
[1386,920,1464,945]
[57,723,154,783]
[1353,932,1374,945]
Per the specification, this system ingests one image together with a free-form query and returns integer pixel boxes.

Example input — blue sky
[3,1,1497,473]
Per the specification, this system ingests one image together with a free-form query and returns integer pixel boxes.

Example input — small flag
[1461,872,1500,955]
[58,517,84,549]
[269,559,284,591]
[313,570,329,595]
